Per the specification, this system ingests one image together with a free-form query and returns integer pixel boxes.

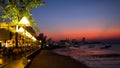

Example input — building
[0,17,37,48]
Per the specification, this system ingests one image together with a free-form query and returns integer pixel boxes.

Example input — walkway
[1,48,41,68]
[29,50,89,68]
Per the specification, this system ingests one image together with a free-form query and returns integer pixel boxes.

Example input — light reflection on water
[76,56,120,68]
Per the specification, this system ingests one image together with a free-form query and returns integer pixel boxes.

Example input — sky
[31,0,120,41]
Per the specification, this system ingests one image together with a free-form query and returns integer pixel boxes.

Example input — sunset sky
[32,0,120,41]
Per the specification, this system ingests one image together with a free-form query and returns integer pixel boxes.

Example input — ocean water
[53,44,120,68]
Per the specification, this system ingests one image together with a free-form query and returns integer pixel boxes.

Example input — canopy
[0,28,12,41]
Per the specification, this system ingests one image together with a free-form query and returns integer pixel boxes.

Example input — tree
[0,0,45,47]
[37,33,47,49]
[0,0,45,26]
[47,38,53,48]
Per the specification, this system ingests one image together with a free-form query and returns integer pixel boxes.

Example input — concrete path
[3,58,24,68]
[29,50,89,68]
[1,48,41,68]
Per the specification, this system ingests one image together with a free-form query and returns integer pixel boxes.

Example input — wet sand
[29,50,89,68]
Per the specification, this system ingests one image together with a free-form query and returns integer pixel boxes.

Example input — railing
[24,48,41,68]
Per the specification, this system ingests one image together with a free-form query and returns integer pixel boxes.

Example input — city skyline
[32,0,120,41]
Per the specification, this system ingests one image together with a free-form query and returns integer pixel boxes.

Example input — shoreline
[30,50,89,68]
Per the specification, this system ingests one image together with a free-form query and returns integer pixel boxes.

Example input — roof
[25,26,36,36]
[0,22,37,40]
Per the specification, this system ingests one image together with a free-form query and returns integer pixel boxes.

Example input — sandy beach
[29,50,89,68]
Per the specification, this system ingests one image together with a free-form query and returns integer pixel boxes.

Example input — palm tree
[37,33,47,49]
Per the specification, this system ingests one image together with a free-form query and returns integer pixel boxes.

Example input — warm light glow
[28,59,31,63]
[19,16,30,26]
[17,27,36,41]
[26,31,32,38]
[18,27,24,33]
[5,42,8,47]
[39,40,42,43]
[31,37,36,41]
[16,25,19,32]
[19,29,36,41]
[0,59,3,64]
[21,31,32,38]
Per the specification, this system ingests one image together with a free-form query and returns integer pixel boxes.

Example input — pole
[15,32,18,48]
[15,25,18,48]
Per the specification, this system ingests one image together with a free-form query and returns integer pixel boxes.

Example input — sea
[53,43,120,68]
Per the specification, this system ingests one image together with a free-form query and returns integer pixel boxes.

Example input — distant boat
[100,45,112,49]
[73,44,80,47]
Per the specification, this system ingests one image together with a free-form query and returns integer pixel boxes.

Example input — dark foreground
[29,50,89,68]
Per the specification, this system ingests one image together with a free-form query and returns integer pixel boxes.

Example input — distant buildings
[56,37,101,47]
